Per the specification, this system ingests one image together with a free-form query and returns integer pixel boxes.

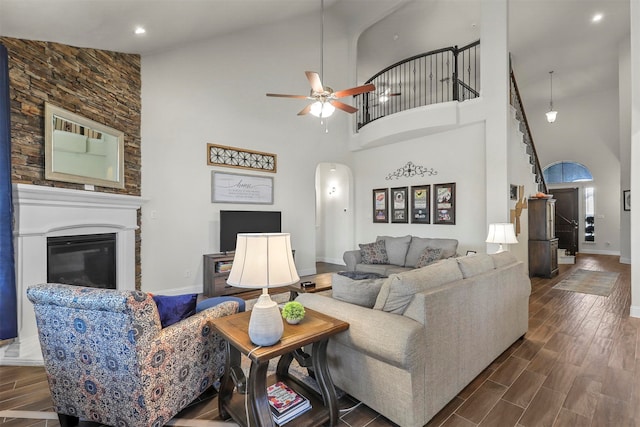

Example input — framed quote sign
[211,171,273,204]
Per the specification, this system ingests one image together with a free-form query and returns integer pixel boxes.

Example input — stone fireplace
[0,184,143,366]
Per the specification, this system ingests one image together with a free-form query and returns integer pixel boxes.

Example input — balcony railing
[509,61,547,193]
[355,40,480,130]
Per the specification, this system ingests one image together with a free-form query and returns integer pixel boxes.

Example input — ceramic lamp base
[248,290,284,346]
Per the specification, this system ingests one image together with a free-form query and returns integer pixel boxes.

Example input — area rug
[552,269,619,296]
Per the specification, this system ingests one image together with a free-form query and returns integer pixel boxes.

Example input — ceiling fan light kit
[265,0,375,123]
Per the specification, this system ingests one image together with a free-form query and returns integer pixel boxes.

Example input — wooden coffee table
[286,272,334,300]
[214,307,348,427]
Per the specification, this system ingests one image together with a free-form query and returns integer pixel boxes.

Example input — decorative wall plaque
[207,143,277,173]
[385,161,437,180]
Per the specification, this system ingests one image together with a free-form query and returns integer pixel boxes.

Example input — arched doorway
[315,163,354,267]
[543,161,594,255]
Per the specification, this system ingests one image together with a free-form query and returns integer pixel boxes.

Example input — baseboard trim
[630,306,640,319]
[579,249,621,256]
[620,257,631,264]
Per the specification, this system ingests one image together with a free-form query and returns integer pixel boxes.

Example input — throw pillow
[152,293,198,328]
[491,251,518,268]
[376,235,412,266]
[405,237,459,267]
[373,258,463,314]
[415,247,442,268]
[332,273,387,308]
[457,254,495,278]
[359,240,389,264]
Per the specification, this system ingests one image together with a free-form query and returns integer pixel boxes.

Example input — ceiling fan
[266,0,375,119]
[267,71,375,117]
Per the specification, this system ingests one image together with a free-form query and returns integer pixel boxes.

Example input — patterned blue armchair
[27,283,239,427]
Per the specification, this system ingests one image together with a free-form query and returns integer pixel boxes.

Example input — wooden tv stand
[203,253,244,297]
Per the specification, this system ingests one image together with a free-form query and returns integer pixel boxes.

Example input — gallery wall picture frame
[510,184,518,201]
[391,187,409,223]
[373,188,389,223]
[624,190,631,211]
[410,185,430,224]
[434,182,456,225]
[211,171,274,204]
[207,143,277,173]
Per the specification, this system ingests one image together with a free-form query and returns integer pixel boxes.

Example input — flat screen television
[219,210,282,252]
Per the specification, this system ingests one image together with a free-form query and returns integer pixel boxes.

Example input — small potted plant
[281,301,305,324]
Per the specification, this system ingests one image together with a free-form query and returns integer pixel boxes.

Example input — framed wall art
[207,143,277,173]
[211,171,274,204]
[510,184,518,201]
[624,190,631,211]
[410,185,430,224]
[391,187,408,223]
[434,182,456,225]
[373,188,389,223]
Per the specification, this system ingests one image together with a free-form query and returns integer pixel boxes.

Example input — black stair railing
[355,39,480,130]
[509,62,548,193]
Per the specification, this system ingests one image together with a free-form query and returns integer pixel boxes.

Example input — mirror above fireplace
[44,102,125,189]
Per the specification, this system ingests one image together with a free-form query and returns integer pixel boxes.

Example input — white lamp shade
[227,233,299,289]
[486,223,518,245]
[546,110,558,123]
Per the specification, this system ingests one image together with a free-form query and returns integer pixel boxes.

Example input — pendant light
[546,71,558,123]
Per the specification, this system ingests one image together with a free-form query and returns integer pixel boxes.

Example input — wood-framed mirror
[44,102,125,189]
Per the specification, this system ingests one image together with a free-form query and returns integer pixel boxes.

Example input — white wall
[526,87,621,255]
[508,109,540,266]
[140,15,354,293]
[352,122,487,255]
[315,162,352,265]
[619,38,631,264]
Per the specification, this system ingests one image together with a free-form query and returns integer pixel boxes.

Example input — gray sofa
[297,252,530,427]
[343,235,459,276]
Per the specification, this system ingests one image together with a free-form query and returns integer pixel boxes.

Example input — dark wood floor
[0,254,634,426]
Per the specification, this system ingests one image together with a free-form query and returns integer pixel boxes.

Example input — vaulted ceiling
[0,0,630,120]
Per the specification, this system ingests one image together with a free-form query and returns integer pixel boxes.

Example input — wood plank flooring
[0,254,634,427]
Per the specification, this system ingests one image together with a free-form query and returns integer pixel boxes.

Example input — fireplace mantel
[1,184,143,366]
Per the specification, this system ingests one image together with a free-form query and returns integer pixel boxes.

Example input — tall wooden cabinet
[528,197,559,278]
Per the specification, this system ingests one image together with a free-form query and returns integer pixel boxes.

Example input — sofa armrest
[296,293,424,370]
[343,249,362,271]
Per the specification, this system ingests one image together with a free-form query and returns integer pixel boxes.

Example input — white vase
[285,318,301,325]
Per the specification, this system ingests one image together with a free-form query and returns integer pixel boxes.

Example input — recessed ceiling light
[592,13,603,23]
[134,27,146,35]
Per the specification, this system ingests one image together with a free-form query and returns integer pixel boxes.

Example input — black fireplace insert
[47,233,116,289]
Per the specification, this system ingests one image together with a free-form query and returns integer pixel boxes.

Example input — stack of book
[267,381,311,425]
[216,261,233,273]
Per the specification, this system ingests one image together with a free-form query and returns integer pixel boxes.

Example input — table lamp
[485,223,518,253]
[227,233,299,346]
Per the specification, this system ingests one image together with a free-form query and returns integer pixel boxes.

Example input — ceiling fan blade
[330,100,358,114]
[297,104,312,116]
[305,71,324,93]
[334,83,376,98]
[266,93,309,99]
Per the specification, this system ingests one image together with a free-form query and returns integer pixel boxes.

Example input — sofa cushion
[373,258,463,314]
[491,251,518,268]
[405,237,458,267]
[332,272,387,308]
[359,240,389,264]
[152,293,198,328]
[376,235,412,266]
[356,264,412,276]
[457,254,495,278]
[415,247,442,268]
